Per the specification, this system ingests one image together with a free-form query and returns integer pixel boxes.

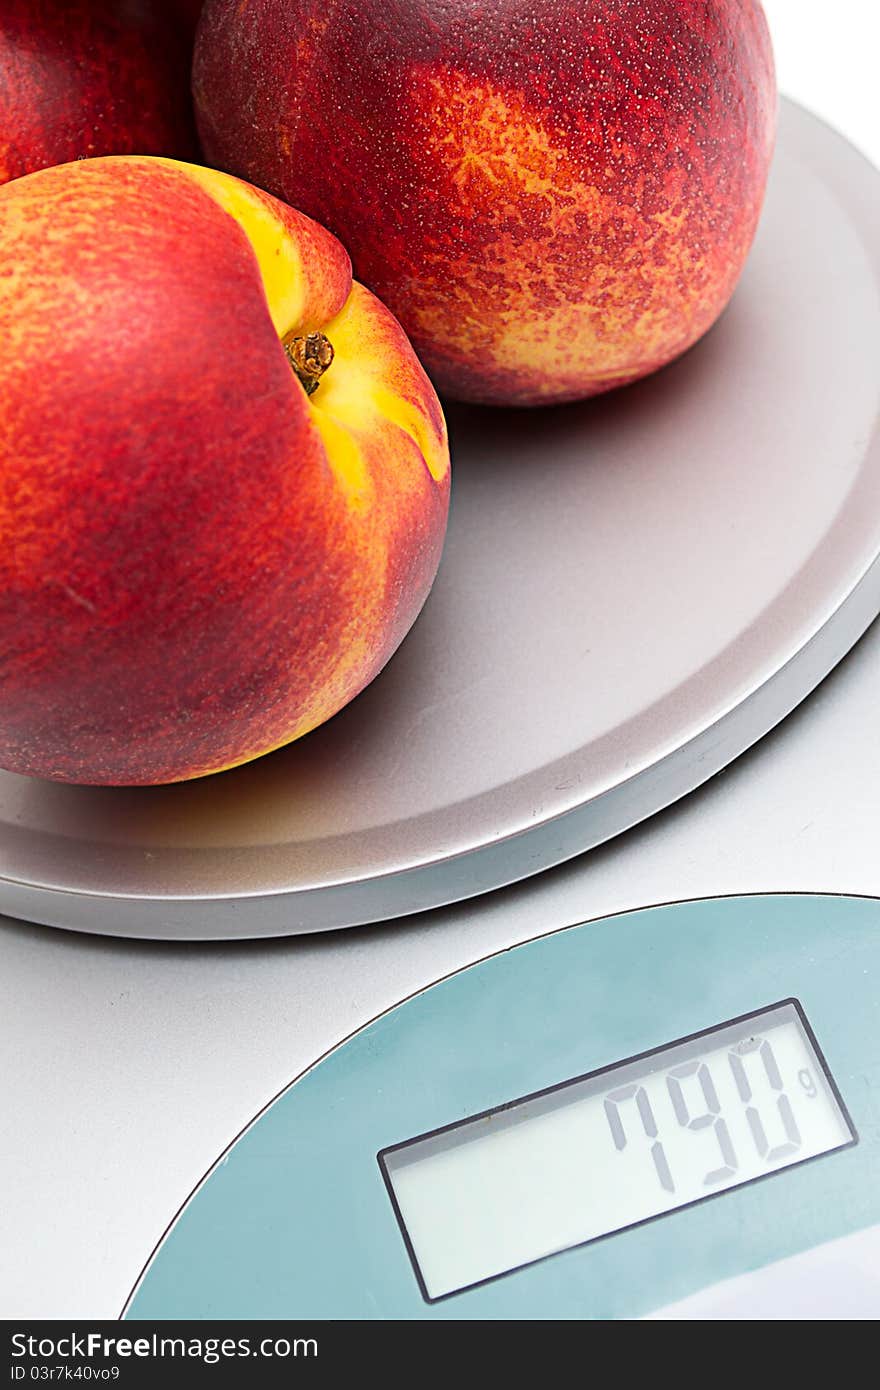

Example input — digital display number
[605,1028,813,1194]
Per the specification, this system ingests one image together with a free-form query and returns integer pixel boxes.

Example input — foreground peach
[195,0,776,406]
[0,157,450,785]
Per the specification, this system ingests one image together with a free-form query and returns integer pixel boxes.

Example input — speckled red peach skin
[0,158,449,785]
[0,1,197,185]
[194,0,776,406]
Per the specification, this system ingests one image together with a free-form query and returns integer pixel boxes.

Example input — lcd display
[379,1001,855,1301]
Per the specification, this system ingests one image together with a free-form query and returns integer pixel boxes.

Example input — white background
[762,1,880,167]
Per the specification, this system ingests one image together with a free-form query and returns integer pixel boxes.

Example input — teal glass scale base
[125,895,879,1320]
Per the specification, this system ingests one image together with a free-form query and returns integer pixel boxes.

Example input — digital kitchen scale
[124,896,875,1320]
[2,100,880,1320]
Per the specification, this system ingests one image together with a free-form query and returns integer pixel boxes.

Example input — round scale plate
[2,102,880,940]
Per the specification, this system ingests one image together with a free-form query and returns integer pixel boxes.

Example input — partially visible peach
[0,1,197,185]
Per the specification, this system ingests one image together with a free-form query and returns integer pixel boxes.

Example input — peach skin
[195,0,777,406]
[0,156,450,785]
[0,1,198,184]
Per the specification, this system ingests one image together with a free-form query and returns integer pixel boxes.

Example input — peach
[0,0,197,185]
[194,0,776,406]
[0,157,450,785]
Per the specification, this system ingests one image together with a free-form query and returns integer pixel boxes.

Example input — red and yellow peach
[0,156,450,784]
[195,0,777,405]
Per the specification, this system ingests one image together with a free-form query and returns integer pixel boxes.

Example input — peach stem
[283,330,335,396]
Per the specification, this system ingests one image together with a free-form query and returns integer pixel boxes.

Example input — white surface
[0,4,878,1319]
[385,1005,851,1300]
[763,1,880,169]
